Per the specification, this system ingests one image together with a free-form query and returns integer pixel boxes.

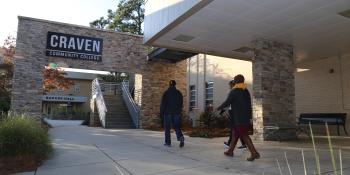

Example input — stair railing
[99,82,120,95]
[92,78,107,127]
[121,81,140,128]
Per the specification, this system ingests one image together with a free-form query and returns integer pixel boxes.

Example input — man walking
[160,80,185,148]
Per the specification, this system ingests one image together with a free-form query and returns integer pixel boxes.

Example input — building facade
[144,0,350,140]
[187,54,252,126]
[12,16,187,129]
[42,71,97,119]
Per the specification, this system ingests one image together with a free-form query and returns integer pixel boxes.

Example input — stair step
[106,106,128,108]
[107,119,131,122]
[105,102,124,104]
[106,111,129,114]
[107,106,127,109]
[106,121,134,125]
[106,115,132,119]
[106,115,131,118]
[106,113,130,116]
[106,122,134,125]
[106,125,135,129]
[104,95,122,98]
[106,120,133,123]
[106,111,130,114]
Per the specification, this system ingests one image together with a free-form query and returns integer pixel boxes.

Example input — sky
[0,0,118,45]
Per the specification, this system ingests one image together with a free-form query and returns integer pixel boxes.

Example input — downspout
[203,54,207,110]
[196,55,199,109]
[188,57,191,111]
[338,52,348,110]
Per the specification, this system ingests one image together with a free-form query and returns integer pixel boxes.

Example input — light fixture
[338,9,350,19]
[173,35,195,42]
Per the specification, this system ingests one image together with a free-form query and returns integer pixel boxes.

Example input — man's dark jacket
[160,86,183,115]
[218,88,252,125]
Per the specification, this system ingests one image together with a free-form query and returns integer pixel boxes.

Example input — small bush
[0,114,52,159]
[0,98,10,113]
[199,111,229,129]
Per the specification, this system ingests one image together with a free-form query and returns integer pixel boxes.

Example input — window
[205,81,214,107]
[189,85,196,111]
[57,87,65,92]
[74,84,80,92]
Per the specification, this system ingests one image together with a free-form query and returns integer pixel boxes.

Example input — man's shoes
[164,143,171,147]
[224,141,230,148]
[179,137,185,148]
[238,144,247,149]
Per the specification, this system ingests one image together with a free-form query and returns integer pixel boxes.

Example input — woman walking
[217,74,260,161]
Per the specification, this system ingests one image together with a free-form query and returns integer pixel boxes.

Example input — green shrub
[0,114,52,159]
[198,111,229,129]
[0,98,10,113]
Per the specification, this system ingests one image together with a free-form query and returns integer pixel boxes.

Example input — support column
[252,39,296,141]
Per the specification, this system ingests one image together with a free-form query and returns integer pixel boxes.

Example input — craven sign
[46,31,103,61]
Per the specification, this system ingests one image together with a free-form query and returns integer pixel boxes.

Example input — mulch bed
[183,127,230,138]
[146,126,230,138]
[0,155,45,175]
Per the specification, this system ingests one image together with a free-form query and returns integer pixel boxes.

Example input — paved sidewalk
[18,126,350,175]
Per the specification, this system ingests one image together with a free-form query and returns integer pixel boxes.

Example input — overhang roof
[148,48,197,62]
[147,0,350,63]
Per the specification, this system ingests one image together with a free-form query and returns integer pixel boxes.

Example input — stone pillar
[251,39,296,141]
[11,19,47,118]
[139,59,187,129]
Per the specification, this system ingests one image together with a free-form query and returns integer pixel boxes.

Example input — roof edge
[18,16,144,38]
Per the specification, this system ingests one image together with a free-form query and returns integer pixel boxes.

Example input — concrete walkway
[44,119,84,127]
[19,126,350,175]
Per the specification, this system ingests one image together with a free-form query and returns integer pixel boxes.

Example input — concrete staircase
[103,92,135,129]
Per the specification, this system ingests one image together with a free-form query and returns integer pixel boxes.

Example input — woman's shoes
[247,152,260,161]
[224,151,234,157]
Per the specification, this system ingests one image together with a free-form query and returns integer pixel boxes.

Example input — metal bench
[297,113,348,137]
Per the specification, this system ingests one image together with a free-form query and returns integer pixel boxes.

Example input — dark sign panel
[46,31,103,61]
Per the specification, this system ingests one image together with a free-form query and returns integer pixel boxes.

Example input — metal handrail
[92,78,107,127]
[99,82,120,95]
[121,81,140,128]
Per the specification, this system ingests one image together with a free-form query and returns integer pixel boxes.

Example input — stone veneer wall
[252,39,296,141]
[12,16,187,128]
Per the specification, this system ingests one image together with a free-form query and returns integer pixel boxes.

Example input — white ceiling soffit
[151,0,350,63]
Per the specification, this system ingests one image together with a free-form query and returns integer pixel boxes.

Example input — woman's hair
[169,80,176,86]
[228,80,235,87]
[233,74,245,84]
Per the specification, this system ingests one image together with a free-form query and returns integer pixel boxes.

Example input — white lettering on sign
[42,95,87,102]
[68,37,75,50]
[59,36,67,48]
[50,35,58,47]
[85,39,91,51]
[77,38,84,50]
[93,40,100,52]
[46,32,103,61]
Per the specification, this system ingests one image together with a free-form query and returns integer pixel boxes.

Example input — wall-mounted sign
[46,31,103,62]
[42,95,87,103]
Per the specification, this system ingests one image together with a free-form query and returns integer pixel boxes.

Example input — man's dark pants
[164,114,184,145]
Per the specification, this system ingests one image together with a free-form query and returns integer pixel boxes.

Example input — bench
[297,113,348,136]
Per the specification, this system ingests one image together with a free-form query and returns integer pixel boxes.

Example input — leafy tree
[0,35,16,112]
[43,67,74,93]
[0,36,16,96]
[98,72,129,83]
[90,0,144,35]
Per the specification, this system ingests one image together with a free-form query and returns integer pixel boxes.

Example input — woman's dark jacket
[160,86,183,115]
[218,88,252,125]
